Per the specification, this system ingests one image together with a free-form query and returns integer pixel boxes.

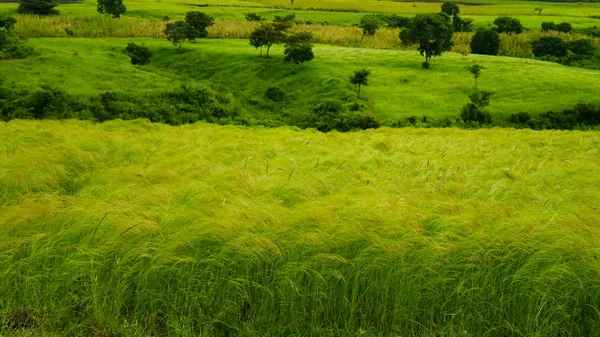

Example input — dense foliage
[400,13,454,67]
[97,0,126,18]
[17,0,58,15]
[470,29,500,55]
[0,16,33,59]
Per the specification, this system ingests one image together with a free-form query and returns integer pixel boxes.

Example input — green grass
[1,119,600,336]
[2,38,599,121]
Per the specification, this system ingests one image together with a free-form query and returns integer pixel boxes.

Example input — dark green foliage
[185,11,215,40]
[349,68,371,98]
[535,7,543,15]
[125,43,152,65]
[264,86,285,102]
[400,13,454,67]
[245,13,264,22]
[494,16,523,34]
[440,2,460,16]
[460,103,492,125]
[557,22,572,33]
[18,0,58,15]
[359,15,381,36]
[470,29,500,55]
[379,14,412,28]
[528,104,600,129]
[0,16,33,60]
[532,36,568,57]
[64,28,74,40]
[510,111,531,124]
[452,16,473,32]
[273,13,296,31]
[97,0,126,18]
[541,22,557,32]
[300,99,378,132]
[163,21,195,49]
[284,32,314,64]
[162,16,170,22]
[568,39,596,57]
[250,22,286,56]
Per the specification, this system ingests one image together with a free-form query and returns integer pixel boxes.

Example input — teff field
[1,120,600,336]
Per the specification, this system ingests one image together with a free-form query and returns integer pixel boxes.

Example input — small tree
[249,22,286,56]
[470,29,500,55]
[568,39,595,57]
[349,68,371,98]
[534,7,543,15]
[185,11,215,40]
[465,64,485,92]
[532,36,568,57]
[359,15,380,36]
[441,2,460,16]
[245,13,264,22]
[97,0,126,18]
[557,22,572,33]
[18,0,58,16]
[284,32,314,64]
[494,16,523,34]
[64,28,74,41]
[0,16,17,30]
[400,13,454,68]
[164,21,195,49]
[541,22,557,32]
[125,43,152,65]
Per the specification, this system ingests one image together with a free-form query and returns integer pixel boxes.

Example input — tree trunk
[357,85,361,98]
[266,44,271,57]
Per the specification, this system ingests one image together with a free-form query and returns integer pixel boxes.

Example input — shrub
[97,0,126,18]
[18,0,58,15]
[568,39,596,57]
[532,36,568,57]
[125,43,152,65]
[0,16,33,60]
[264,87,285,102]
[284,32,314,64]
[185,12,215,40]
[359,15,381,36]
[509,112,531,124]
[460,103,492,125]
[470,29,500,55]
[557,22,572,33]
[383,14,412,28]
[245,13,264,22]
[494,16,523,34]
[541,22,557,32]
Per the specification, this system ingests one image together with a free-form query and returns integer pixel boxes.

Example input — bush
[359,15,381,36]
[284,32,314,64]
[185,12,215,40]
[470,29,500,55]
[0,16,33,60]
[264,87,285,102]
[460,103,492,125]
[125,43,152,65]
[494,16,523,34]
[541,22,557,32]
[244,13,264,22]
[509,112,531,124]
[300,100,378,132]
[568,39,596,57]
[18,0,58,15]
[557,22,572,33]
[532,36,568,57]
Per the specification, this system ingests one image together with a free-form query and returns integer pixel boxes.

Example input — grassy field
[1,119,599,336]
[2,38,599,121]
[1,0,600,29]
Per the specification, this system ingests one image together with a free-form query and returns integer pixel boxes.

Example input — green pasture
[2,38,599,121]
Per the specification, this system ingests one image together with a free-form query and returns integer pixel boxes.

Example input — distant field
[2,38,599,121]
[1,0,600,29]
[1,119,599,336]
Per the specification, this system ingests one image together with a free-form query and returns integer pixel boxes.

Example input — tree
[164,21,195,49]
[465,64,485,92]
[541,22,557,32]
[400,13,454,68]
[532,36,568,57]
[349,68,371,98]
[568,39,595,57]
[249,22,286,56]
[494,16,523,34]
[359,15,381,36]
[273,13,295,32]
[0,16,33,59]
[18,0,58,16]
[185,11,215,40]
[245,13,264,22]
[557,22,572,33]
[441,2,459,16]
[125,43,152,65]
[97,0,126,18]
[284,32,314,64]
[64,28,73,41]
[470,29,500,55]
[0,16,17,31]
[534,7,543,15]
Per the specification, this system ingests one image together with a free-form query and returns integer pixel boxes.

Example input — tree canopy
[400,13,454,67]
[97,0,126,18]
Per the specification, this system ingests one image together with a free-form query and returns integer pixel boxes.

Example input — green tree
[557,22,572,33]
[494,16,523,34]
[441,2,459,16]
[359,15,381,36]
[470,29,500,55]
[465,64,485,92]
[284,32,314,64]
[400,13,454,68]
[164,21,195,49]
[64,28,73,41]
[534,7,543,15]
[125,43,152,65]
[349,68,371,98]
[97,0,126,18]
[18,0,58,16]
[249,22,286,56]
[0,16,17,30]
[532,36,568,57]
[244,13,264,22]
[185,12,215,40]
[541,22,557,32]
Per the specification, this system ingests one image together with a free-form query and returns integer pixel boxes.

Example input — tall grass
[14,15,599,56]
[1,119,600,336]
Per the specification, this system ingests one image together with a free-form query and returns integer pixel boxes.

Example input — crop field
[1,120,600,336]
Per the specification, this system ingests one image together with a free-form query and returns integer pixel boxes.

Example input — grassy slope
[1,120,599,336]
[2,38,600,121]
[1,0,600,28]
